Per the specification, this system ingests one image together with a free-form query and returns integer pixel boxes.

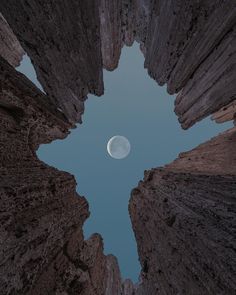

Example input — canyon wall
[0,13,24,67]
[140,1,236,129]
[0,1,236,294]
[0,0,104,124]
[130,127,236,294]
[0,56,110,294]
[0,37,131,295]
[1,1,235,128]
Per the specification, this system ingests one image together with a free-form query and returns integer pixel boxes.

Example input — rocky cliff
[0,56,110,294]
[130,128,236,294]
[1,1,235,128]
[0,13,24,67]
[0,0,104,124]
[0,1,236,294]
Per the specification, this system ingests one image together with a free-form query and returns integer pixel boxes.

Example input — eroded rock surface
[1,1,236,128]
[0,1,236,294]
[0,0,104,124]
[212,100,236,126]
[0,57,111,295]
[130,128,236,294]
[140,1,236,129]
[99,0,123,71]
[0,13,24,67]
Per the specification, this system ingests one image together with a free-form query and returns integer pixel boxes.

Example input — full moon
[107,136,131,159]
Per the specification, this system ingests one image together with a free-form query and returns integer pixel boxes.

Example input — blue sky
[17,43,232,282]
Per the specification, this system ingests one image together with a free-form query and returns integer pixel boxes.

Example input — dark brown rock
[130,128,236,294]
[212,100,236,125]
[2,0,235,128]
[0,57,109,295]
[1,1,236,294]
[0,0,104,124]
[99,0,123,71]
[142,1,236,129]
[174,24,236,129]
[0,13,24,67]
[122,279,136,295]
[105,255,122,295]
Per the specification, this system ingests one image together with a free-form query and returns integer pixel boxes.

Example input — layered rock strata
[99,0,123,71]
[0,13,24,67]
[0,1,236,294]
[0,57,110,295]
[130,128,236,294]
[0,0,104,124]
[1,1,236,128]
[212,100,236,126]
[141,1,236,129]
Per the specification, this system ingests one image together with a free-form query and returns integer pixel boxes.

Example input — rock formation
[1,1,235,128]
[0,0,104,124]
[0,45,131,295]
[129,127,236,294]
[0,13,24,67]
[0,0,236,294]
[99,0,123,71]
[0,56,109,294]
[212,100,236,126]
[141,1,236,129]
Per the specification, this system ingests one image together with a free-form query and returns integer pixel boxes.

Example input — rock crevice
[0,1,236,294]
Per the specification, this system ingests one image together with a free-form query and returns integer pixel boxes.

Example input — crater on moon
[107,135,131,159]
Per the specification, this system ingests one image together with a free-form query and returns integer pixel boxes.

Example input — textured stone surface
[212,100,236,125]
[1,0,236,128]
[1,1,236,294]
[165,127,236,175]
[0,57,110,295]
[99,0,123,71]
[0,13,24,67]
[0,0,104,124]
[130,128,236,294]
[104,255,137,295]
[142,0,236,129]
[105,255,122,295]
[122,279,136,295]
[174,24,236,129]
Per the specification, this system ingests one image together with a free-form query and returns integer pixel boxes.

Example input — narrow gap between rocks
[17,42,232,282]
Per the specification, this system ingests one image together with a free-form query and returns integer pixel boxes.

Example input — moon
[107,136,131,159]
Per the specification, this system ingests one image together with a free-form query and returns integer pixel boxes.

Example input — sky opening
[17,43,232,282]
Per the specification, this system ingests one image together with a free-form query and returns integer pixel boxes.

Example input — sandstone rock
[142,1,236,128]
[174,24,236,129]
[0,0,104,124]
[130,127,236,294]
[0,57,108,295]
[2,0,235,128]
[1,1,236,294]
[0,13,24,67]
[105,255,122,295]
[121,0,136,47]
[133,0,151,51]
[99,0,123,71]
[122,279,136,295]
[212,100,236,124]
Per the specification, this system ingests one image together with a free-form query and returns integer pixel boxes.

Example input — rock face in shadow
[140,0,236,129]
[105,255,123,295]
[0,1,236,294]
[0,13,24,67]
[0,57,110,295]
[0,54,135,295]
[212,101,236,126]
[129,128,236,294]
[1,0,235,128]
[99,0,123,71]
[0,0,104,124]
